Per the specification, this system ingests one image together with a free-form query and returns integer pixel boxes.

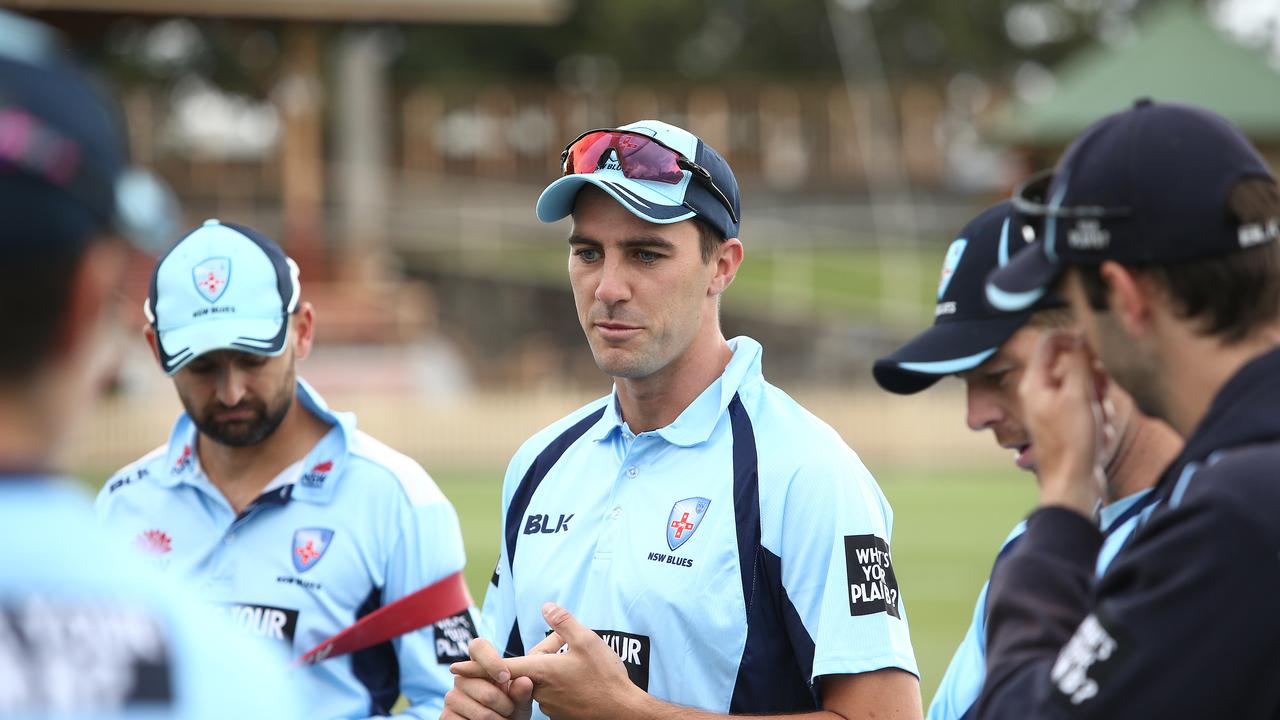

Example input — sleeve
[382,497,478,720]
[927,581,991,720]
[780,451,918,681]
[976,484,1280,719]
[478,455,523,656]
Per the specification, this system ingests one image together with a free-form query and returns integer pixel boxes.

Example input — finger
[450,660,491,679]
[456,677,517,717]
[504,653,555,683]
[541,603,594,645]
[467,637,512,684]
[444,685,514,720]
[526,630,565,656]
[510,676,535,720]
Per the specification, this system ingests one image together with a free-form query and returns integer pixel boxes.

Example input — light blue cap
[144,219,300,375]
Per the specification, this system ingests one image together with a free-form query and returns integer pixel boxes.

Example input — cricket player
[976,99,1280,717]
[872,201,1179,720]
[96,220,477,719]
[445,121,922,720]
[0,11,300,718]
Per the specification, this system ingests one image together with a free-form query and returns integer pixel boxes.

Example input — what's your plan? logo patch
[844,534,900,618]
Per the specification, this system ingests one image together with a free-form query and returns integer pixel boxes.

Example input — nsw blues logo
[192,256,231,303]
[666,497,710,551]
[936,239,967,300]
[292,528,334,573]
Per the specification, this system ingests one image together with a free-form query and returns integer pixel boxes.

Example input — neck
[197,393,331,513]
[0,376,66,475]
[615,331,733,433]
[1103,412,1180,502]
[1162,331,1277,438]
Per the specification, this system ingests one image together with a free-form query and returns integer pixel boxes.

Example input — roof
[992,2,1280,143]
[4,0,566,23]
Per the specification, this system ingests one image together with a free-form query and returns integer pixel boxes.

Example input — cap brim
[985,243,1062,313]
[873,313,1033,394]
[157,316,288,375]
[536,174,696,226]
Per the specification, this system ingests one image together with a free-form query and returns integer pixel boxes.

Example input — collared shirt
[927,489,1153,720]
[95,379,475,720]
[0,477,301,719]
[482,337,918,718]
[978,346,1280,718]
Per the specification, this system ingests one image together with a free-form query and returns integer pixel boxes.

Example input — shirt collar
[1098,487,1152,531]
[586,336,764,448]
[158,378,355,505]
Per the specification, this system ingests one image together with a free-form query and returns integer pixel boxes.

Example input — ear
[143,324,163,367]
[291,301,317,361]
[1098,260,1155,338]
[708,238,744,297]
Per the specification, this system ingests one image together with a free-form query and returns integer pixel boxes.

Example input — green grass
[434,465,1035,706]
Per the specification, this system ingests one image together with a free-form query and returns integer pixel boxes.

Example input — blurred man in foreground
[0,10,299,718]
[96,220,477,719]
[445,120,923,720]
[979,99,1280,717]
[873,201,1179,719]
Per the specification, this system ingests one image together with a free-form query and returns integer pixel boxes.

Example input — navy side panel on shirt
[729,395,819,713]
[351,586,400,716]
[503,406,606,657]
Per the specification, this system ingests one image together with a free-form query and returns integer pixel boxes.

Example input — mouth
[1010,443,1034,470]
[213,408,256,423]
[593,322,642,342]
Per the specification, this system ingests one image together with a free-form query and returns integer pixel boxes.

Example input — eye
[573,247,601,263]
[238,355,269,370]
[636,250,661,264]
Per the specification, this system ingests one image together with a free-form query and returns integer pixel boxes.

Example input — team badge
[666,497,710,551]
[292,528,334,573]
[936,238,968,300]
[192,256,231,303]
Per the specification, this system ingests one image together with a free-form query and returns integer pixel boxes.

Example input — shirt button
[626,466,638,479]
[611,506,622,519]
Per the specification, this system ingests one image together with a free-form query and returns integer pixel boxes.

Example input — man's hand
[444,638,534,720]
[502,603,648,720]
[1018,330,1108,517]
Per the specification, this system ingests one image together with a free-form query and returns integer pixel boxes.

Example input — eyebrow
[567,234,677,251]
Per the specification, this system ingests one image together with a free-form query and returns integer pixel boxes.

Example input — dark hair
[1078,178,1280,343]
[694,216,727,263]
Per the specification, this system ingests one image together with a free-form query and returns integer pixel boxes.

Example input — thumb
[542,602,593,645]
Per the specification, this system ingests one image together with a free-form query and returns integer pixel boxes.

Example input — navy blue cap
[537,119,742,240]
[988,99,1278,312]
[0,10,177,254]
[875,201,1058,395]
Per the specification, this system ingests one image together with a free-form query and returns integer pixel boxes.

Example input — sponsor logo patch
[108,467,148,494]
[523,513,573,535]
[0,596,173,710]
[666,497,710,552]
[433,611,477,664]
[300,460,333,488]
[172,444,194,475]
[134,529,172,556]
[549,628,651,691]
[192,256,231,303]
[1067,219,1110,250]
[844,534,900,618]
[216,603,299,644]
[292,528,334,573]
[1050,611,1129,707]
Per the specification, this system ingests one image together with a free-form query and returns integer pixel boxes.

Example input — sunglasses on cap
[560,128,739,225]
[1011,168,1131,241]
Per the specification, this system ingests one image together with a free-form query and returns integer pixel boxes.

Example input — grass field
[433,464,1035,706]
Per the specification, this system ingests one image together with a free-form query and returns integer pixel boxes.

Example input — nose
[965,382,1003,432]
[594,255,631,306]
[215,365,249,407]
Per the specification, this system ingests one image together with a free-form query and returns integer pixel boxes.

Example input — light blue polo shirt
[0,478,301,719]
[925,488,1153,720]
[95,379,475,720]
[482,337,918,717]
